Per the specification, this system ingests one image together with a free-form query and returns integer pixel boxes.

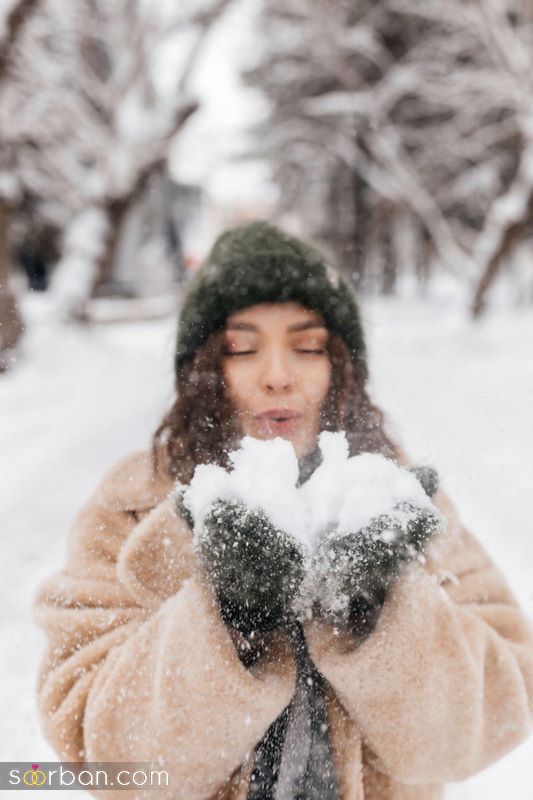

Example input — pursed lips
[253,409,303,435]
[255,409,303,422]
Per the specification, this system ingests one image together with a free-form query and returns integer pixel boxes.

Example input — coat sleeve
[303,487,533,785]
[33,456,297,800]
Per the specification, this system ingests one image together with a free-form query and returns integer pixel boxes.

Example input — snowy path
[1,290,531,798]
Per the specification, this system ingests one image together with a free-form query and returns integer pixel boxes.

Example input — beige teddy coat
[33,448,533,800]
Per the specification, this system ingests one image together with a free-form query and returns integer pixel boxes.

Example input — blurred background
[0,0,532,797]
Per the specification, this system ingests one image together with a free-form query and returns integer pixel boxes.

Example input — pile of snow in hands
[182,431,439,554]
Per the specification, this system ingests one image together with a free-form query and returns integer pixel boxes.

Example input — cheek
[222,360,255,410]
[302,361,332,406]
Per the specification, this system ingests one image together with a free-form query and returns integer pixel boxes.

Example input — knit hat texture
[176,221,367,377]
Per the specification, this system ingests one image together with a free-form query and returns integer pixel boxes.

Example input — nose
[260,348,293,393]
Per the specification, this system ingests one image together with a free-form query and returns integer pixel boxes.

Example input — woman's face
[222,302,331,459]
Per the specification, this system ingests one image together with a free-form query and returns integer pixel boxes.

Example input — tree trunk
[90,197,131,298]
[378,202,396,295]
[471,192,533,318]
[352,169,368,292]
[90,160,170,299]
[0,200,25,371]
[0,0,40,366]
[0,0,40,80]
[415,223,432,293]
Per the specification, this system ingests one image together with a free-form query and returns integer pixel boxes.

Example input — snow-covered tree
[245,0,533,312]
[1,0,232,319]
[0,0,40,371]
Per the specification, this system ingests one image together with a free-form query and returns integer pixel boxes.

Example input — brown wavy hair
[152,324,401,484]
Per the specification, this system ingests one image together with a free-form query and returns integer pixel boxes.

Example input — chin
[282,436,309,459]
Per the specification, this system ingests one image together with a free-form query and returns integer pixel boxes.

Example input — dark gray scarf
[246,621,340,800]
[246,447,341,800]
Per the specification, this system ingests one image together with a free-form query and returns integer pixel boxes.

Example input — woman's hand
[298,466,444,633]
[197,500,305,639]
[319,501,443,619]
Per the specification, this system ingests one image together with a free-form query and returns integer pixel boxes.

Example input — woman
[34,222,533,800]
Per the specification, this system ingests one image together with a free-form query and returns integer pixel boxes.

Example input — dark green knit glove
[197,500,305,640]
[316,466,444,631]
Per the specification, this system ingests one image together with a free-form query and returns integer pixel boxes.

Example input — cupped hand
[198,500,305,636]
[294,464,444,629]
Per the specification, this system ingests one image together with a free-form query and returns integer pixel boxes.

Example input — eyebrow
[225,321,327,332]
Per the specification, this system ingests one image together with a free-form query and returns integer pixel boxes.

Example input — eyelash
[297,349,327,354]
[224,349,327,357]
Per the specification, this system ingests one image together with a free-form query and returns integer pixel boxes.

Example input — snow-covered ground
[1,285,532,798]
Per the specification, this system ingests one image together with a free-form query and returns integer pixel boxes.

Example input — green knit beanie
[175,221,367,379]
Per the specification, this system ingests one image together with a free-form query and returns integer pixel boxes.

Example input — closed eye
[224,350,257,356]
[295,349,326,354]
